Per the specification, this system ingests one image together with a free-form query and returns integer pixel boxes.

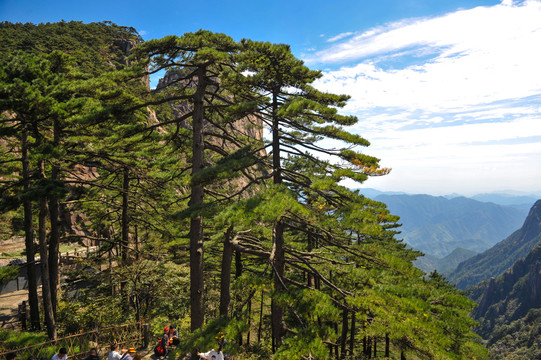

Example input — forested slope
[470,244,541,359]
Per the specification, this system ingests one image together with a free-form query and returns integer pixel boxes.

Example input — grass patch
[0,329,48,352]
[0,250,25,259]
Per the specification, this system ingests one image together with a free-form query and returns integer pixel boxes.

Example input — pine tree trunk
[134,225,139,260]
[385,333,390,357]
[21,123,40,331]
[340,310,348,358]
[334,322,339,358]
[38,163,56,339]
[121,167,130,264]
[270,89,286,349]
[271,220,285,349]
[219,227,233,317]
[373,338,377,358]
[189,66,207,332]
[258,289,264,343]
[363,336,367,354]
[349,312,356,356]
[48,119,61,318]
[235,250,243,278]
[247,296,251,345]
[120,167,130,311]
[235,249,243,346]
[401,350,406,360]
[47,196,60,317]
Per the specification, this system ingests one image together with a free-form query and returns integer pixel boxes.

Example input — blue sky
[2,0,540,196]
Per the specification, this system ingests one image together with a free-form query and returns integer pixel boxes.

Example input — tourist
[161,327,169,354]
[122,348,136,360]
[51,348,67,360]
[168,325,179,346]
[108,345,121,360]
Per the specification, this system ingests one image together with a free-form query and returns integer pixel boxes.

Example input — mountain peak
[521,199,541,241]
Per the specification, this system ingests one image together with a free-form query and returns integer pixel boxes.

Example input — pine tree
[233,40,389,351]
[135,30,262,332]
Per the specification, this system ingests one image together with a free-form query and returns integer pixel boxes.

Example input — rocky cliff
[154,69,267,196]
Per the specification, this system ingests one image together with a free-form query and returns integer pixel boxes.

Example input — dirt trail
[0,288,32,330]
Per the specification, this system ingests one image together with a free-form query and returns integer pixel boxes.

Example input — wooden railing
[0,321,150,360]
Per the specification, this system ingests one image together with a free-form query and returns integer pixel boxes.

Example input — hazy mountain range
[357,189,539,275]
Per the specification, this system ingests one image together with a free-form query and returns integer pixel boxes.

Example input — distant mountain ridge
[371,193,528,258]
[471,193,539,210]
[448,200,541,289]
[357,188,540,208]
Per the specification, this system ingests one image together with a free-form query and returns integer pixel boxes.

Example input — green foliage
[0,21,141,74]
[0,265,19,282]
[487,308,541,359]
[471,244,541,358]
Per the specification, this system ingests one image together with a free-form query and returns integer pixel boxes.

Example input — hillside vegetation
[470,244,541,359]
[0,21,488,359]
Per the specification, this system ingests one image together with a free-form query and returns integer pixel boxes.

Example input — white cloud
[312,0,541,112]
[309,1,541,194]
[309,1,541,66]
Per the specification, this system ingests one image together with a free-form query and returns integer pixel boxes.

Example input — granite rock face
[154,69,267,194]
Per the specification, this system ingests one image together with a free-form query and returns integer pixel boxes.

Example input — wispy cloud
[326,31,355,43]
